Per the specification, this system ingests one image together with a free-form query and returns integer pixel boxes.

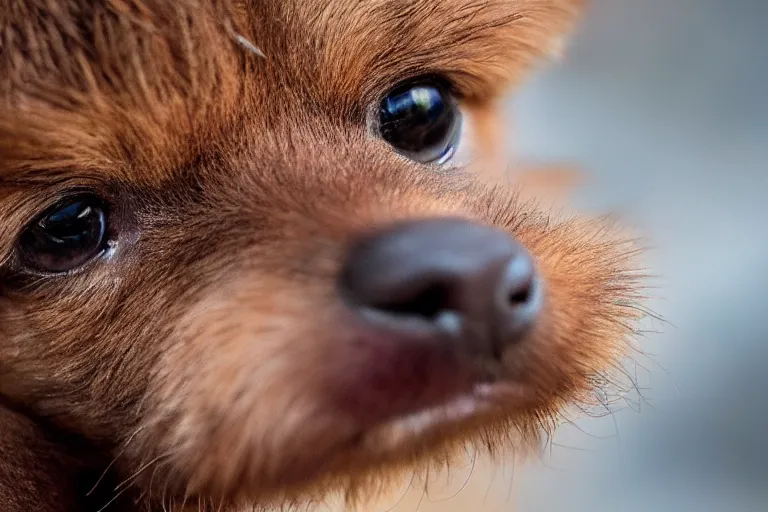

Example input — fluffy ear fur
[464,100,510,181]
[463,105,584,207]
[512,165,584,204]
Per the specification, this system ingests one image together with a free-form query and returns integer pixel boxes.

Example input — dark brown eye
[379,77,461,164]
[19,195,109,273]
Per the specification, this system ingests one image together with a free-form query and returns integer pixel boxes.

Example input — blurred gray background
[510,0,768,510]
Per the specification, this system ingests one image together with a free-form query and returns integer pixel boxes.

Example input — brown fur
[0,1,644,511]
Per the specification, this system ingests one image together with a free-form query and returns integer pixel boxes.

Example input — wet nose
[339,218,541,359]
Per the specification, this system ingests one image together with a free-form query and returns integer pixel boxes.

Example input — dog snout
[339,218,541,360]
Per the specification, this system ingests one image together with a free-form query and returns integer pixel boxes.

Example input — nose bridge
[226,133,432,273]
[242,125,466,231]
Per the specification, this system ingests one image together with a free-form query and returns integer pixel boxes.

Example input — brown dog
[0,1,643,511]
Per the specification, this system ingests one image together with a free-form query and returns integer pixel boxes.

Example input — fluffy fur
[0,1,644,511]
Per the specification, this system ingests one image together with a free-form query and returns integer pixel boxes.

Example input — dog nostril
[508,286,532,306]
[372,282,451,321]
[506,270,536,306]
[500,252,537,309]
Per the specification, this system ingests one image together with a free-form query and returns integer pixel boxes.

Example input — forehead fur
[0,0,581,179]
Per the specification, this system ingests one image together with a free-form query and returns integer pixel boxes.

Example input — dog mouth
[358,380,532,451]
[329,308,540,450]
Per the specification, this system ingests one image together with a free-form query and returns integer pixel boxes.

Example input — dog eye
[18,194,109,273]
[379,78,461,164]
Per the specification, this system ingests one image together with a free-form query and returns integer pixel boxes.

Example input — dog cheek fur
[123,173,643,508]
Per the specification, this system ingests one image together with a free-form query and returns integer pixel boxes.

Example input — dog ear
[511,165,583,204]
[464,101,583,206]
[464,100,508,182]
[463,103,583,204]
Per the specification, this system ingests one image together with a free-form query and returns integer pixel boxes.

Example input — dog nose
[339,218,541,359]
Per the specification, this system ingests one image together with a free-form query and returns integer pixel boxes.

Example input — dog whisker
[88,424,148,496]
[115,453,171,493]
[96,484,139,512]
[380,470,417,512]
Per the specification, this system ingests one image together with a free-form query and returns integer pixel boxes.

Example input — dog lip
[357,382,530,452]
[392,382,527,427]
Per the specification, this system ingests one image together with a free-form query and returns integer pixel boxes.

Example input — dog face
[0,0,641,509]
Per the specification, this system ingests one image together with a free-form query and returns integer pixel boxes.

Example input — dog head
[0,0,641,509]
